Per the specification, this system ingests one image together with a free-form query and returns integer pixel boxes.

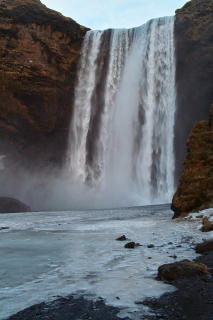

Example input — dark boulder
[124,242,135,249]
[0,196,30,213]
[116,235,126,241]
[195,240,213,253]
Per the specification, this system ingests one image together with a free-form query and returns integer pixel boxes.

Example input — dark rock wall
[0,196,30,213]
[0,0,88,169]
[174,0,213,182]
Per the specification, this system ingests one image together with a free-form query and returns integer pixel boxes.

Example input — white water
[1,205,212,320]
[66,16,176,207]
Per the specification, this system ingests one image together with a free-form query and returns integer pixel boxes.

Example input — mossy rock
[158,261,209,280]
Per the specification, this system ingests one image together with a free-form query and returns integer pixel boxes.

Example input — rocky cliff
[172,103,213,218]
[174,0,213,182]
[0,0,88,168]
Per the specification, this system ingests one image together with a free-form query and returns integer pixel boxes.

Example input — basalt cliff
[172,0,213,217]
[0,0,88,169]
[174,0,213,181]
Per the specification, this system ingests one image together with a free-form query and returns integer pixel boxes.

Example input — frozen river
[0,204,211,319]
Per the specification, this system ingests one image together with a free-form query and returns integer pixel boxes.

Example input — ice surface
[0,204,212,319]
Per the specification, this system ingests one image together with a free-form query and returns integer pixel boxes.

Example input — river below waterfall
[0,204,211,320]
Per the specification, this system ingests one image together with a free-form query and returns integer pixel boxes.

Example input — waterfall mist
[0,17,176,211]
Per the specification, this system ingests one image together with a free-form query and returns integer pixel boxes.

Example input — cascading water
[66,16,176,208]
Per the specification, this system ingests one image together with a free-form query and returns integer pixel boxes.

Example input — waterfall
[66,16,176,208]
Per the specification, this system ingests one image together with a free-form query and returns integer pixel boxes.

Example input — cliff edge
[174,0,213,181]
[172,103,213,218]
[0,0,88,168]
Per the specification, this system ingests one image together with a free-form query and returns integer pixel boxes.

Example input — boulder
[200,217,213,232]
[158,261,209,280]
[147,244,154,248]
[116,235,126,241]
[0,196,30,213]
[195,240,213,254]
[124,242,135,249]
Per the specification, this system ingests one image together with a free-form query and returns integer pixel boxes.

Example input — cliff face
[172,103,213,218]
[174,0,213,182]
[0,0,88,168]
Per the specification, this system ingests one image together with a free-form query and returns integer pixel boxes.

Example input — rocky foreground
[5,239,213,320]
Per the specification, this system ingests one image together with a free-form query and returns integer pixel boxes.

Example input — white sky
[40,0,188,30]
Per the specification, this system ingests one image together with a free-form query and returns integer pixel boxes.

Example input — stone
[124,242,135,249]
[158,261,209,280]
[200,217,213,232]
[195,240,213,253]
[116,235,126,241]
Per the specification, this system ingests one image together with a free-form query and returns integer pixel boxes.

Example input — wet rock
[116,235,126,241]
[158,261,209,280]
[0,196,30,213]
[195,240,213,253]
[135,243,142,247]
[200,217,213,232]
[124,242,135,249]
[147,244,154,248]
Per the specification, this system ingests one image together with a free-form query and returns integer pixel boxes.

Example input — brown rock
[200,217,213,232]
[158,261,209,280]
[124,242,135,249]
[0,0,89,168]
[116,235,126,241]
[195,240,213,253]
[147,244,154,248]
[174,0,213,183]
[172,103,213,218]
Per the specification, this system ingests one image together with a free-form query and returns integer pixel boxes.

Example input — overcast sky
[41,0,188,30]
